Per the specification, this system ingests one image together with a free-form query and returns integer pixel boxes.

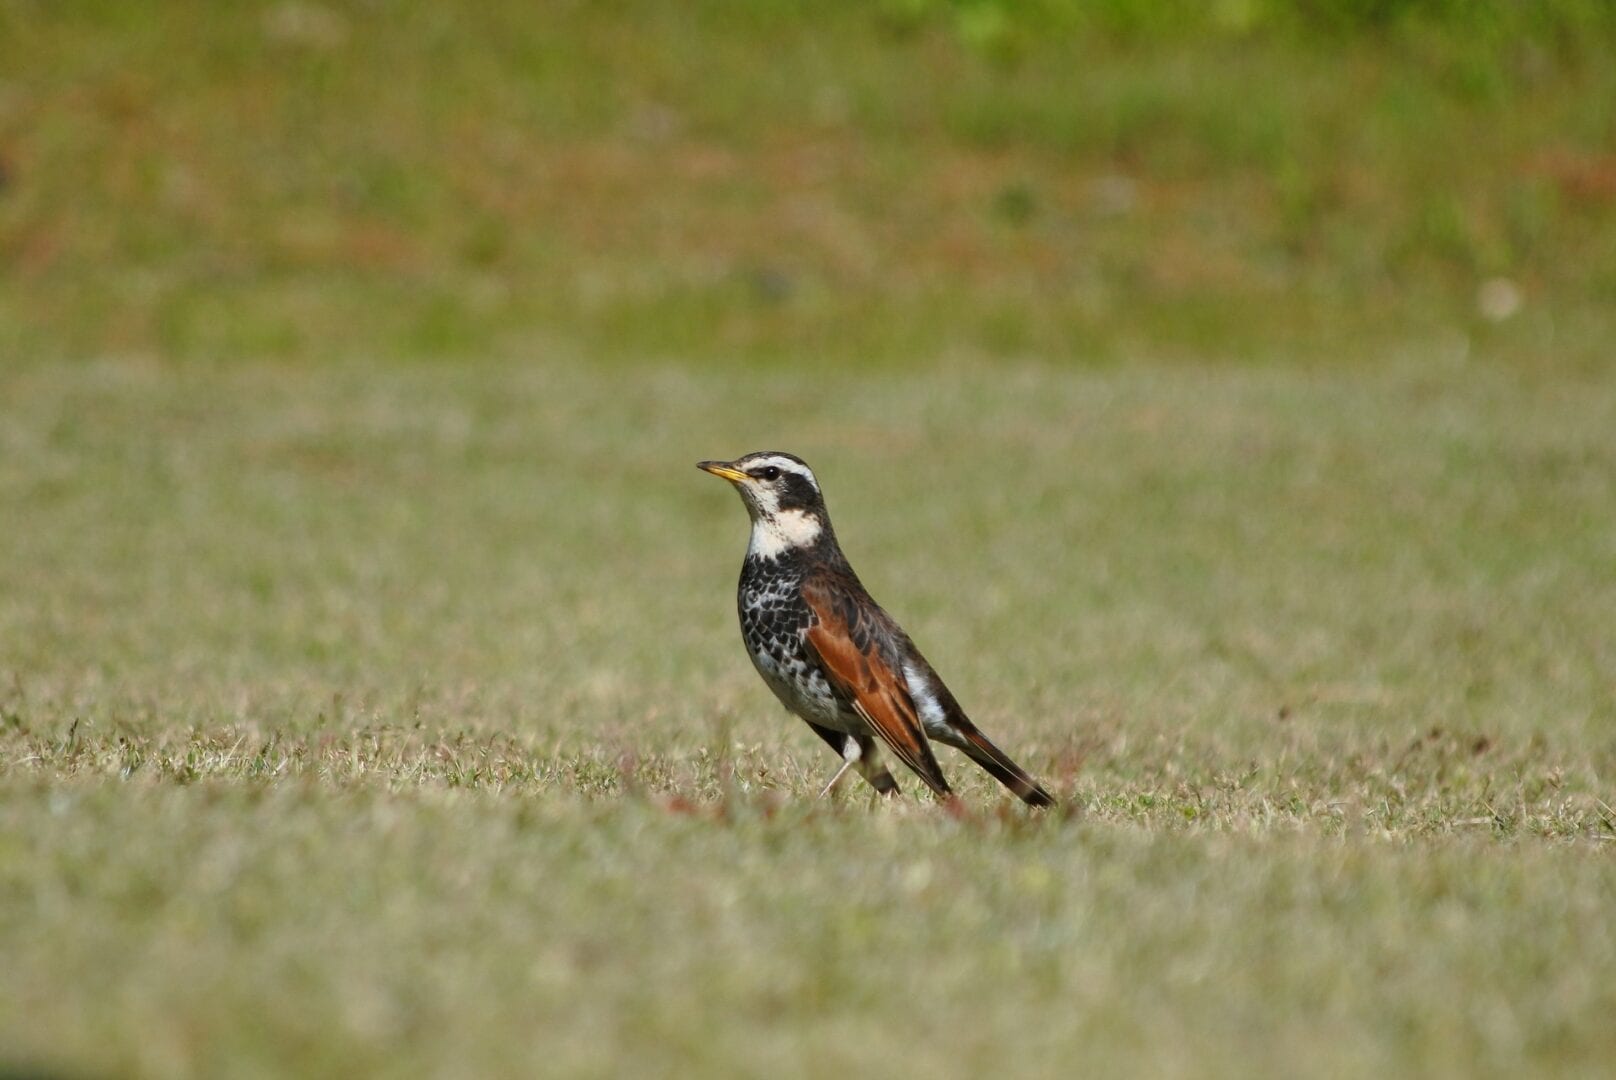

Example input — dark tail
[950,722,1057,808]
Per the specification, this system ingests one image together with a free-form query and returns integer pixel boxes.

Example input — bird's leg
[817,759,855,799]
[817,739,861,800]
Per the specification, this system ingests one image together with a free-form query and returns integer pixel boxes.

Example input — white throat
[747,509,823,559]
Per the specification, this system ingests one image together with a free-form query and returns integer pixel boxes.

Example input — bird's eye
[760,466,781,481]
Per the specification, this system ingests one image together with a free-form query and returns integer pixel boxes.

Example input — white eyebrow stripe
[744,455,819,490]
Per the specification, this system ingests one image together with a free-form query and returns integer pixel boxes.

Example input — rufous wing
[803,581,952,798]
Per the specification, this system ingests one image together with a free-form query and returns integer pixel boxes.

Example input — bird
[698,451,1056,807]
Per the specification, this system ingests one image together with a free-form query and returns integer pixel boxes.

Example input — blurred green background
[5,0,1615,369]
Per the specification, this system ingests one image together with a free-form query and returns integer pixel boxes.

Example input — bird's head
[698,451,830,558]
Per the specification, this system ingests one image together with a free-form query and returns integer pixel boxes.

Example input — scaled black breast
[737,553,842,727]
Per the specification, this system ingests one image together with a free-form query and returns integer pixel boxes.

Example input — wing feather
[803,580,952,798]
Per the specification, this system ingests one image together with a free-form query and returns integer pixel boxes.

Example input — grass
[3,360,1614,1077]
[3,1,1616,1076]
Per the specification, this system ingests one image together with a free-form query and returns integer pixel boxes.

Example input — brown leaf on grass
[1528,149,1616,207]
[657,793,703,817]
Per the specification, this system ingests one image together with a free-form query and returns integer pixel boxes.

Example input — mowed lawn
[5,1,1616,1075]
[2,359,1613,1076]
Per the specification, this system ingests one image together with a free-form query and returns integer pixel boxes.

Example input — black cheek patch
[775,473,822,513]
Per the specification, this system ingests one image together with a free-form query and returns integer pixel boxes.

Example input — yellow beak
[697,461,749,483]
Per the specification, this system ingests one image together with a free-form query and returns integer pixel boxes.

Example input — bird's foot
[817,757,857,800]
